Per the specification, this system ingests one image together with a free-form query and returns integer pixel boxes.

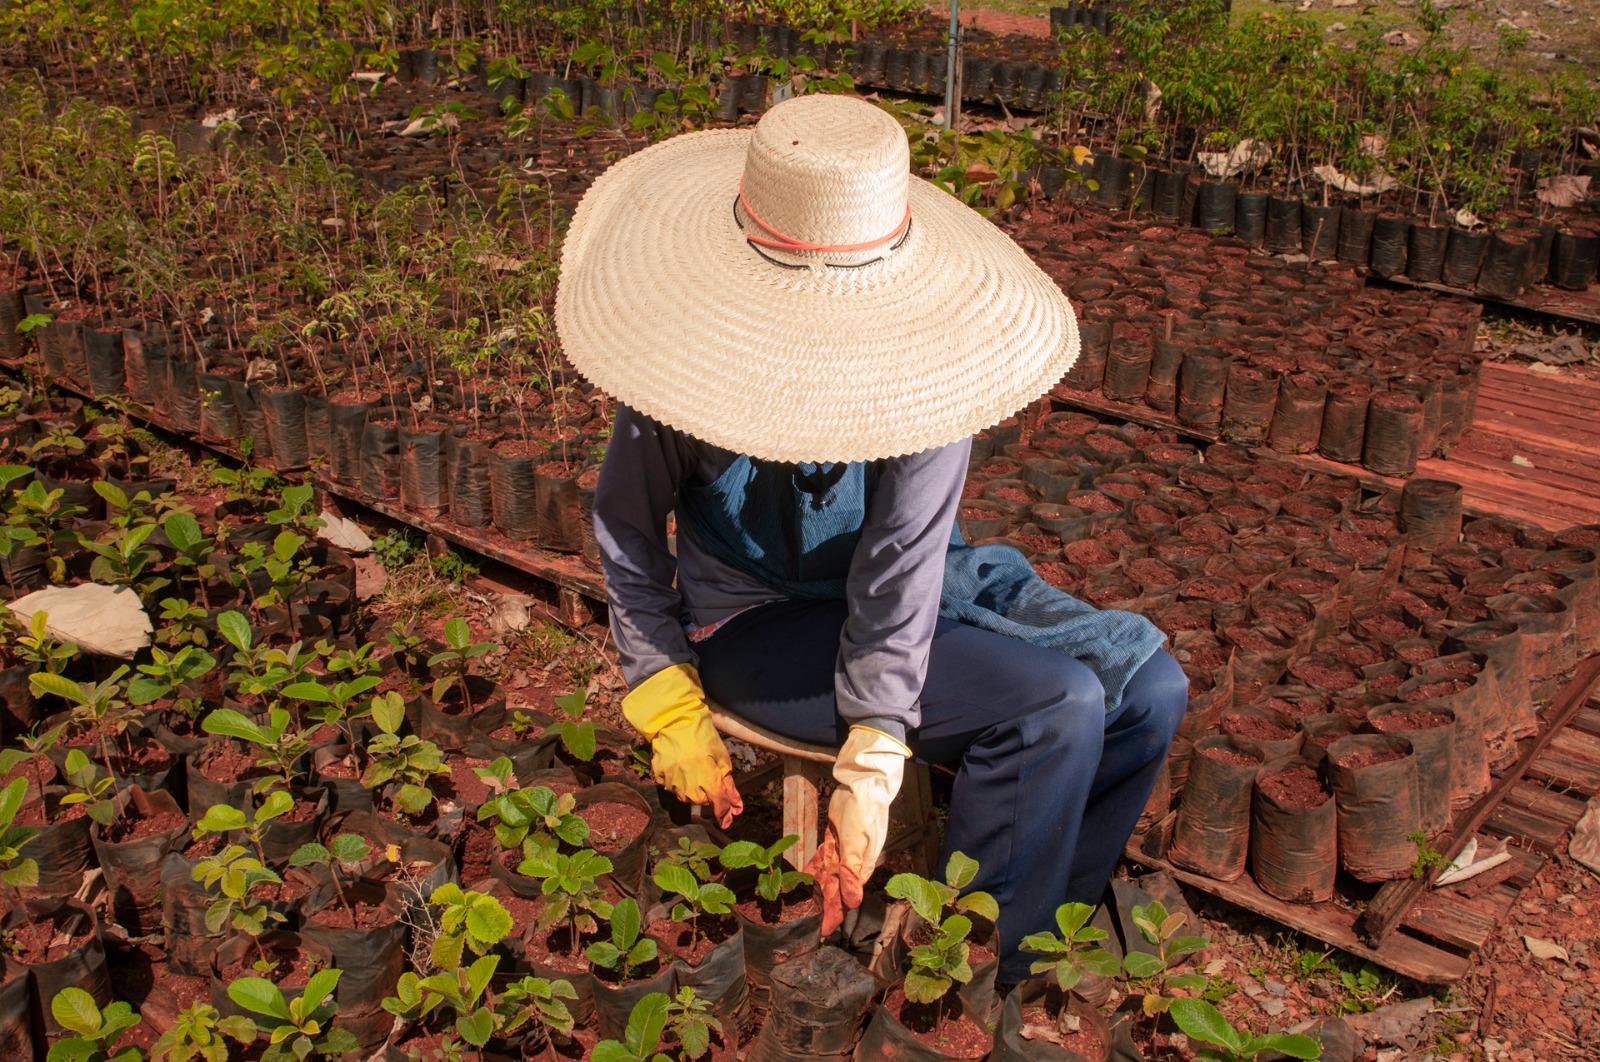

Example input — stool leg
[783,756,824,870]
[905,763,940,877]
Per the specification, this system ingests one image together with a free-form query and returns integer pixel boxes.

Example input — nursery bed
[1127,657,1600,985]
[1053,361,1600,531]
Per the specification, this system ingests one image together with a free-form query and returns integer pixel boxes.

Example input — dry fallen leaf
[1536,174,1591,208]
[965,163,998,182]
[1524,935,1570,962]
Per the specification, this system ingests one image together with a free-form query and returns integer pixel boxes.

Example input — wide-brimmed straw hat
[555,94,1079,463]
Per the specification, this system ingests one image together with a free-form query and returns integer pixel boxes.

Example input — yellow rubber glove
[805,725,911,936]
[621,663,744,829]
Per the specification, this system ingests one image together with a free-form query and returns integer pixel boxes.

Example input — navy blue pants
[695,599,1188,981]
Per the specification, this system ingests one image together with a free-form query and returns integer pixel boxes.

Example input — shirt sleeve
[593,405,695,689]
[835,436,972,743]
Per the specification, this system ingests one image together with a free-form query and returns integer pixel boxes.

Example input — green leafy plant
[128,644,216,720]
[58,748,118,827]
[664,986,723,1061]
[427,616,494,711]
[160,510,218,608]
[14,610,77,674]
[426,882,514,971]
[718,834,812,904]
[382,953,499,1055]
[475,762,588,850]
[1019,901,1123,992]
[585,897,658,982]
[281,671,381,751]
[191,842,288,965]
[885,851,1001,927]
[46,987,143,1062]
[1336,961,1394,1014]
[5,480,86,582]
[656,835,721,881]
[361,691,447,816]
[30,666,136,766]
[0,776,39,887]
[493,974,579,1054]
[289,833,372,928]
[520,845,615,954]
[150,1002,257,1062]
[192,790,296,866]
[1168,997,1323,1061]
[1409,830,1449,879]
[545,688,596,762]
[227,970,356,1062]
[653,858,736,954]
[1121,901,1209,1016]
[884,852,1001,1016]
[201,706,310,795]
[592,990,671,1062]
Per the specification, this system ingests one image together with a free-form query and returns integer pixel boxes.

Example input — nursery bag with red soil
[1166,735,1263,882]
[1327,733,1422,881]
[1367,703,1457,836]
[746,946,877,1062]
[1251,757,1337,904]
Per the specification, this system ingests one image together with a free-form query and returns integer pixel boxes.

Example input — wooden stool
[709,704,941,874]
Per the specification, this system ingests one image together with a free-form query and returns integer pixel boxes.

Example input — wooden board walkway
[1125,657,1600,985]
[1053,361,1600,532]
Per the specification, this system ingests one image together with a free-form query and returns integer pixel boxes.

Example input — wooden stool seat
[708,704,940,874]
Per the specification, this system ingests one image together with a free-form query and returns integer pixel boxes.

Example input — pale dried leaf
[1511,455,1535,468]
[1524,935,1569,962]
[1536,174,1591,208]
[1312,163,1397,196]
[1020,1023,1068,1046]
[1198,139,1271,178]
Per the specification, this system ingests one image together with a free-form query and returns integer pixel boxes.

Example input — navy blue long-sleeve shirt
[593,404,969,743]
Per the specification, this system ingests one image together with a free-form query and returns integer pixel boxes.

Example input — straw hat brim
[555,126,1079,464]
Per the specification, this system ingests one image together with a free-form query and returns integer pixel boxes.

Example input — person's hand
[621,663,743,828]
[805,726,910,936]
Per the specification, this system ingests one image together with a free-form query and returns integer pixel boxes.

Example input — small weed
[1336,961,1395,1014]
[1204,977,1240,1004]
[430,547,478,584]
[372,528,421,571]
[519,622,577,667]
[1409,831,1450,879]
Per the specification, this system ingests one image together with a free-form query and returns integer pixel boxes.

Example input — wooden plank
[1472,387,1600,434]
[1444,447,1600,494]
[1484,801,1572,851]
[1572,705,1600,738]
[1548,726,1600,771]
[1120,844,1472,984]
[1500,779,1590,827]
[1402,887,1510,951]
[1483,362,1600,397]
[1362,655,1600,942]
[1524,749,1600,796]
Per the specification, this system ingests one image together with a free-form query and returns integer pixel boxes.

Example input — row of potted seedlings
[1009,214,1484,476]
[960,405,1600,907]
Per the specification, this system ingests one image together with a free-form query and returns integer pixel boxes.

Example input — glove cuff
[844,725,912,760]
[622,662,706,739]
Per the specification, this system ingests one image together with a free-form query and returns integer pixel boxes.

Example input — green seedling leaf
[227,977,290,1021]
[51,987,103,1037]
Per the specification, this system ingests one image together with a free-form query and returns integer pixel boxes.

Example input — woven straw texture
[555,95,1080,463]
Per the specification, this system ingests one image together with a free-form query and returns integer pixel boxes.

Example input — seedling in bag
[474,761,588,850]
[585,897,658,982]
[493,973,580,1055]
[128,643,217,722]
[30,665,136,767]
[656,835,721,881]
[653,858,737,953]
[591,990,672,1062]
[289,833,372,930]
[425,882,513,971]
[361,690,448,817]
[281,670,381,751]
[1168,997,1323,1061]
[228,969,357,1062]
[546,688,597,761]
[884,852,1001,1020]
[190,841,288,969]
[201,704,311,796]
[46,987,143,1062]
[718,834,813,904]
[151,1001,257,1062]
[665,986,725,1061]
[1121,900,1209,1016]
[59,748,118,827]
[1019,901,1123,993]
[427,616,494,711]
[0,777,39,887]
[520,845,615,956]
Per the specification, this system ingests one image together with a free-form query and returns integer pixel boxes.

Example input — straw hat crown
[739,95,910,260]
[555,94,1081,464]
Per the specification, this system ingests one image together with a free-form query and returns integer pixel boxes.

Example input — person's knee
[1127,650,1189,744]
[1029,659,1107,748]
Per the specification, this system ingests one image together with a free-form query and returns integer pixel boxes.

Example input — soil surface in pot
[735,887,820,928]
[579,801,649,853]
[1396,643,1441,663]
[306,894,398,930]
[1335,747,1408,770]
[883,984,993,1059]
[1012,532,1061,554]
[989,485,1033,505]
[1064,540,1118,566]
[1374,709,1453,732]
[1020,1001,1108,1061]
[1196,746,1261,768]
[1404,679,1469,702]
[104,807,185,843]
[1223,714,1296,742]
[197,743,266,783]
[1293,660,1361,690]
[1034,562,1077,590]
[1258,765,1331,808]
[100,742,175,779]
[523,922,594,976]
[217,941,315,988]
[444,756,494,808]
[646,915,734,967]
[9,913,92,963]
